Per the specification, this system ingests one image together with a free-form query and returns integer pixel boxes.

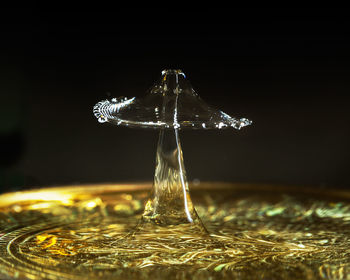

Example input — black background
[1,8,350,193]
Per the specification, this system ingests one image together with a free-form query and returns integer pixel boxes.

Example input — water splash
[142,128,206,231]
[93,70,252,229]
[93,69,252,129]
[93,97,136,123]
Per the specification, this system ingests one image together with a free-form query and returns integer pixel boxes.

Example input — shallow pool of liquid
[0,183,350,280]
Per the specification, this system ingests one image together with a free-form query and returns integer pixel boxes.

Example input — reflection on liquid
[0,183,350,280]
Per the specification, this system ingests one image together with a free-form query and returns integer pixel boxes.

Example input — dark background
[1,9,350,193]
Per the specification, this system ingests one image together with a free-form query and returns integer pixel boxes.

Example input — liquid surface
[1,183,350,280]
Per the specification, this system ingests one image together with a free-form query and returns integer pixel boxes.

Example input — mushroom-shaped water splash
[93,69,252,233]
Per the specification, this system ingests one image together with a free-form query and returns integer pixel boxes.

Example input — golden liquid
[0,183,350,280]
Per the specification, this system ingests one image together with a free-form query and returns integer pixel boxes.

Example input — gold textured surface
[1,183,350,279]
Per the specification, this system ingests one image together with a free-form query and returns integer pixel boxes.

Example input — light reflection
[0,190,76,207]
